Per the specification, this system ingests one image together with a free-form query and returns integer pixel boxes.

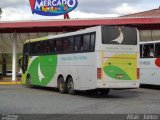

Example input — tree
[2,54,7,76]
[0,8,7,77]
[0,8,2,18]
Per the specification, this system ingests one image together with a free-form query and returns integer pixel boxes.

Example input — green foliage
[0,53,22,72]
[0,8,2,17]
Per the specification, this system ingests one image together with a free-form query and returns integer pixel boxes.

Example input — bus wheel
[58,77,67,94]
[26,75,33,88]
[97,89,110,95]
[67,78,76,95]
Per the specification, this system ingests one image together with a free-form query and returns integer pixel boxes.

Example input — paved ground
[0,85,160,114]
[0,77,21,82]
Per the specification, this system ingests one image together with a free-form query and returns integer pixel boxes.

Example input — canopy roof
[0,16,160,53]
[0,17,160,33]
[123,8,160,17]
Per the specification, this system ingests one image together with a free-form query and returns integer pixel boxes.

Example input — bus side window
[62,36,75,53]
[143,45,149,58]
[49,40,56,53]
[149,44,154,57]
[34,43,38,54]
[90,33,95,51]
[68,37,74,52]
[63,38,70,52]
[39,42,45,54]
[74,36,81,51]
[29,43,36,55]
[37,43,41,54]
[23,44,29,54]
[140,45,143,58]
[143,44,154,58]
[44,41,50,53]
[155,43,160,57]
[56,39,62,52]
[83,34,90,51]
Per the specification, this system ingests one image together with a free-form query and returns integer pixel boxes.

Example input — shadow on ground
[29,85,139,99]
[140,84,160,90]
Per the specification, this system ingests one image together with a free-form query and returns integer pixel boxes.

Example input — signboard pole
[64,13,70,19]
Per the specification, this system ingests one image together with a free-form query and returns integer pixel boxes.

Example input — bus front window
[22,44,29,73]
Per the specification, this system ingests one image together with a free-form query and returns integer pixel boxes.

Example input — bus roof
[140,40,160,44]
[24,25,137,44]
[24,26,101,44]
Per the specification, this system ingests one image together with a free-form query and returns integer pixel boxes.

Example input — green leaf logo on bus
[27,55,58,86]
[103,65,131,80]
[103,54,137,80]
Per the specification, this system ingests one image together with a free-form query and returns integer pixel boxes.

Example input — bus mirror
[18,56,23,68]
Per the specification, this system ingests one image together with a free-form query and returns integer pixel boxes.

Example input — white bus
[140,40,160,85]
[20,26,139,95]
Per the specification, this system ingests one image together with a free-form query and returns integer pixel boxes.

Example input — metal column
[12,32,17,82]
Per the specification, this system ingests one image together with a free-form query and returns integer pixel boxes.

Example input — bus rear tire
[58,77,67,94]
[97,89,110,95]
[67,78,76,95]
[26,75,33,88]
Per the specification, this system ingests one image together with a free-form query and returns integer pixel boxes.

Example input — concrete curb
[0,82,21,85]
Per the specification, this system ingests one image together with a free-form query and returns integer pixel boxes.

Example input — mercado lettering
[29,0,78,16]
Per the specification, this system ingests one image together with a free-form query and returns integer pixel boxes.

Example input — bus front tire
[26,75,33,88]
[67,78,76,95]
[58,77,67,94]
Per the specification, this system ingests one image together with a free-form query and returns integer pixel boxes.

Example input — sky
[0,0,159,21]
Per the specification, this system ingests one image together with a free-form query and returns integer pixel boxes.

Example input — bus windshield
[102,26,137,45]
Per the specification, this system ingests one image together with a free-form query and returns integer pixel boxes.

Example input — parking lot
[0,85,160,114]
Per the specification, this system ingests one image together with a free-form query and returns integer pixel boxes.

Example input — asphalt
[0,85,160,114]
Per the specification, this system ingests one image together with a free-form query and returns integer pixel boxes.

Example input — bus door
[22,54,29,73]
